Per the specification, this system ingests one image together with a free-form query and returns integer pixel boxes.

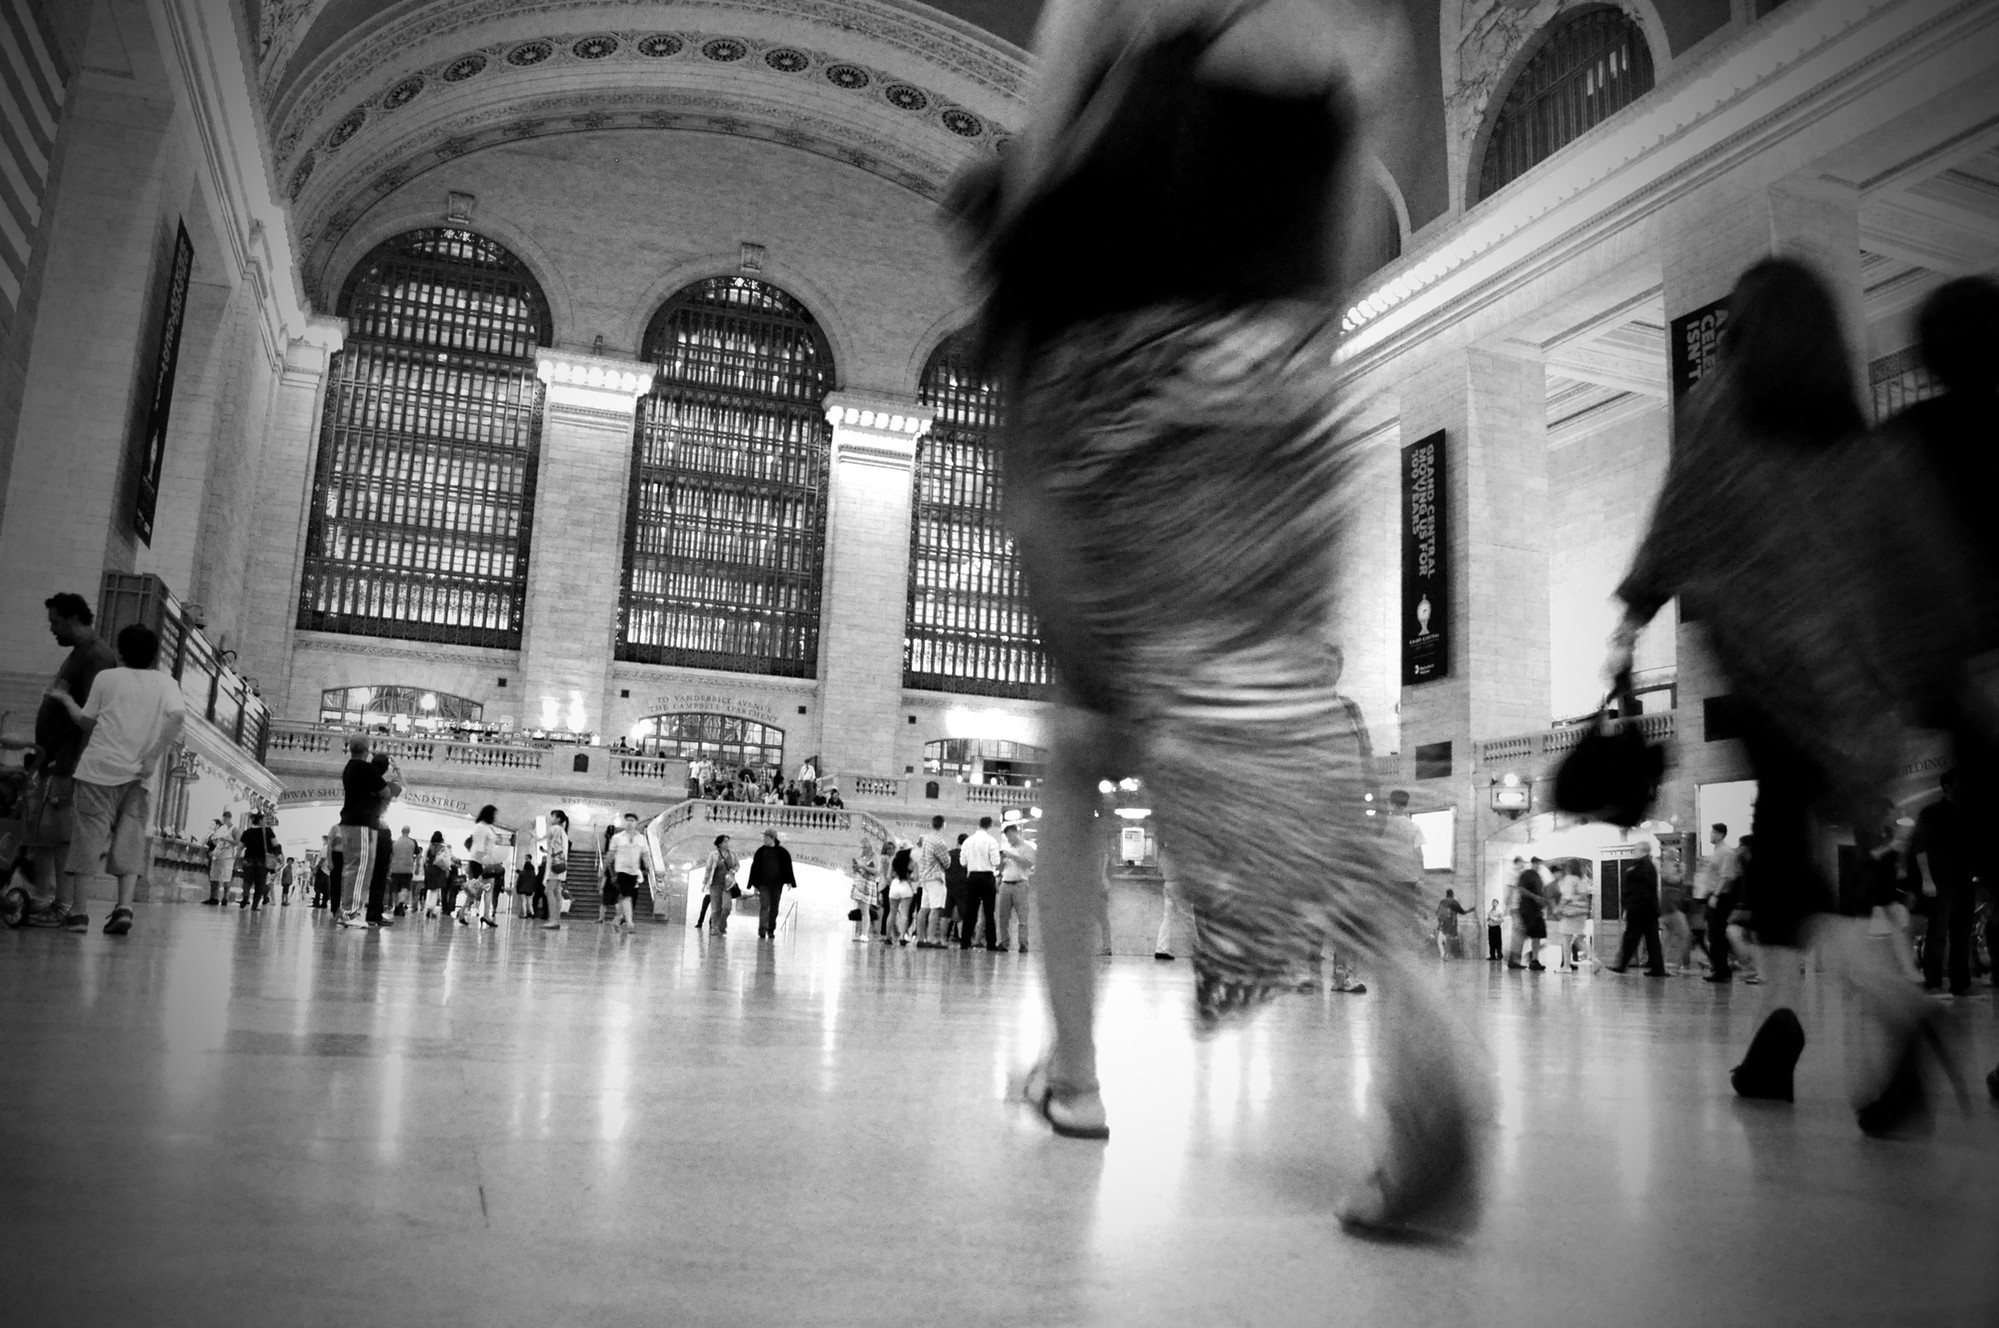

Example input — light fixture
[1096,779,1116,795]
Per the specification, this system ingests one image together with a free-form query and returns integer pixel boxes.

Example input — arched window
[905,334,1050,700]
[619,277,832,676]
[319,685,483,727]
[633,712,786,771]
[298,229,551,647]
[1476,6,1655,201]
[923,738,1046,788]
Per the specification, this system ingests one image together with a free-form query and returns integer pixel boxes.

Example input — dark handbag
[1553,674,1665,828]
[727,884,742,899]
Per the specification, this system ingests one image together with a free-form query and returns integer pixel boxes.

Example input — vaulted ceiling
[243,1,1035,302]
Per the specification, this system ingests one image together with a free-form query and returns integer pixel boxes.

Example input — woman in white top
[886,842,918,945]
[464,804,505,928]
[542,809,570,931]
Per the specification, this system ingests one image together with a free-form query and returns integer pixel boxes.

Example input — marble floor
[2,905,1995,1328]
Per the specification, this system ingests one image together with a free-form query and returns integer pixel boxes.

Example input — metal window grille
[1869,346,1940,423]
[618,277,832,676]
[297,229,550,648]
[1477,7,1655,202]
[635,712,786,771]
[905,336,1051,699]
[318,684,485,726]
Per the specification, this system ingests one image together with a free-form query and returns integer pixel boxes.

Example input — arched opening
[924,737,1045,788]
[318,684,484,731]
[298,228,552,647]
[906,333,1049,699]
[618,276,834,677]
[1476,6,1656,203]
[631,711,786,776]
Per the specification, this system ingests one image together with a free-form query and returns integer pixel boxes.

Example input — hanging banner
[131,221,194,546]
[1401,430,1448,686]
[1668,297,1729,402]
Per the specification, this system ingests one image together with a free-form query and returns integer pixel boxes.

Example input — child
[44,624,185,935]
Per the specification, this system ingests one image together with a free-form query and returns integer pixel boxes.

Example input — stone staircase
[556,846,661,923]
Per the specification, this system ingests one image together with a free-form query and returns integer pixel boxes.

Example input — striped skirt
[1005,301,1411,1022]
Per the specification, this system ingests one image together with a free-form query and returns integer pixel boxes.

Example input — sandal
[1015,1058,1109,1141]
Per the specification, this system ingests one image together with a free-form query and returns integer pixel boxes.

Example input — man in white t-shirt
[44,624,185,935]
[604,812,652,933]
[996,823,1038,953]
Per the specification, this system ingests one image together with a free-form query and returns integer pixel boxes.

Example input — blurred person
[463,805,504,928]
[44,624,183,935]
[1659,847,1694,974]
[1508,858,1548,970]
[1607,258,1957,1130]
[956,0,1478,1235]
[1912,771,1976,997]
[334,741,392,928]
[1434,889,1467,961]
[422,830,452,917]
[1603,843,1667,977]
[1553,865,1590,971]
[1699,824,1742,981]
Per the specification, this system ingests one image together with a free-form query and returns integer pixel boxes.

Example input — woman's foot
[1014,1058,1109,1140]
[1731,1008,1805,1102]
[1338,1061,1481,1242]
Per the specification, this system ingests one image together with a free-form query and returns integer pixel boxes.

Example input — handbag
[1553,673,1665,828]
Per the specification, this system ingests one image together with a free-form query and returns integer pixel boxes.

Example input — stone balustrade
[1475,711,1677,769]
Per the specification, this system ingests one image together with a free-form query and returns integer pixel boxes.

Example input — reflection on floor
[3,906,1995,1327]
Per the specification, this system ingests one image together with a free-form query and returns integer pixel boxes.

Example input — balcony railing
[97,573,272,763]
[1476,711,1677,768]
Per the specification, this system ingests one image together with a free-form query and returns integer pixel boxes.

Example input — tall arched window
[618,277,832,676]
[1476,6,1655,201]
[905,334,1049,700]
[633,712,785,770]
[319,685,484,727]
[297,229,550,647]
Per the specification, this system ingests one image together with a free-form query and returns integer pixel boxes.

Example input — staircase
[556,847,661,923]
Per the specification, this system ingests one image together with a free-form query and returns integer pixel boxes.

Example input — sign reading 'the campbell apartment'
[1401,430,1448,686]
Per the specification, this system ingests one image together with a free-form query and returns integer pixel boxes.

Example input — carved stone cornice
[535,348,652,425]
[823,391,931,470]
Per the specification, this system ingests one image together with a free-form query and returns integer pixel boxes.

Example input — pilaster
[519,349,652,737]
[816,392,933,777]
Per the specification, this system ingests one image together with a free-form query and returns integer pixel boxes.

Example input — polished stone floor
[3,905,1995,1328]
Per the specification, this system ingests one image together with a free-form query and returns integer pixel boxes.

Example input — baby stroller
[0,741,69,929]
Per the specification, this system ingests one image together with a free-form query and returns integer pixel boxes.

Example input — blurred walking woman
[1606,258,1961,1131]
[956,0,1478,1236]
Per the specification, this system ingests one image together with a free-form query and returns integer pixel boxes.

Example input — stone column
[815,393,935,778]
[1396,345,1550,883]
[519,350,652,738]
[241,317,343,713]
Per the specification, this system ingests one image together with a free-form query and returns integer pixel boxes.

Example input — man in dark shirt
[25,593,119,906]
[334,736,393,927]
[238,812,280,910]
[1607,842,1668,976]
[1913,770,1977,996]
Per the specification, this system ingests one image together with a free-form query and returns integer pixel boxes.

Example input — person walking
[997,822,1038,953]
[959,0,1480,1237]
[1913,770,1977,997]
[1553,866,1590,971]
[422,831,452,917]
[204,811,238,907]
[238,812,280,910]
[44,623,184,935]
[541,810,571,930]
[1699,824,1742,981]
[958,816,1000,951]
[748,828,796,939]
[1434,889,1468,961]
[387,824,419,917]
[604,813,653,934]
[23,592,118,921]
[1606,257,1958,1129]
[701,834,737,935]
[1509,859,1548,970]
[463,804,505,928]
[1605,843,1668,976]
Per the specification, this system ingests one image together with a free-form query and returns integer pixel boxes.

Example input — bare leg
[1032,707,1111,1121]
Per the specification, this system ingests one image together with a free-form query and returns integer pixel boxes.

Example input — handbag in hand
[1553,673,1665,828]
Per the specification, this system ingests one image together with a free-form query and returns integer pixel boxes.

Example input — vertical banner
[1401,429,1447,686]
[1667,297,1729,402]
[131,221,194,546]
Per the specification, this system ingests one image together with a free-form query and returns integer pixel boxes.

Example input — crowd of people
[683,759,843,808]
